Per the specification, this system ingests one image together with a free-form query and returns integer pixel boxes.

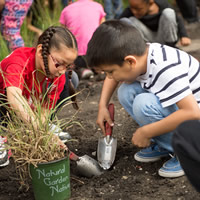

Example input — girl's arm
[97,77,119,134]
[6,86,42,127]
[100,17,105,24]
[26,14,43,37]
[6,86,68,149]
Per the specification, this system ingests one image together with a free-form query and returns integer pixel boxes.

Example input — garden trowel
[97,103,117,170]
[69,151,103,177]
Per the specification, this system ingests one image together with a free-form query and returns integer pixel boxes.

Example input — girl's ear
[36,44,43,59]
[124,55,137,66]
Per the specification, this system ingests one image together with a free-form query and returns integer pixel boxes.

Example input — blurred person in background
[0,0,33,51]
[119,0,191,47]
[104,0,123,20]
[59,0,106,79]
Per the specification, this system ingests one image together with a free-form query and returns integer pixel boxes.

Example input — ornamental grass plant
[0,70,80,189]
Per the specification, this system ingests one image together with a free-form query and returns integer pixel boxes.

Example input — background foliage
[0,0,175,61]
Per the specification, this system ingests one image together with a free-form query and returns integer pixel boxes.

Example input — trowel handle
[69,151,80,161]
[105,103,114,136]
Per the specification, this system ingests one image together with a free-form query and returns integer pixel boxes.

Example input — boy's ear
[124,55,137,65]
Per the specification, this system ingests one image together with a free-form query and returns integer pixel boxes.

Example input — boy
[119,0,191,47]
[86,20,200,178]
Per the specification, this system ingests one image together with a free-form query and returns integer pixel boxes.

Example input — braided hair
[37,26,77,77]
[37,26,77,102]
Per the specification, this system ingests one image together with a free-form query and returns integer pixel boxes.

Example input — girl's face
[47,45,77,79]
[129,0,150,18]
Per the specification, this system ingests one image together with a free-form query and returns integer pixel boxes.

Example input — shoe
[49,123,72,143]
[81,68,94,79]
[158,155,185,178]
[134,144,170,162]
[0,136,11,167]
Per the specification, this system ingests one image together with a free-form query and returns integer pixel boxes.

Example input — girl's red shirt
[0,47,65,109]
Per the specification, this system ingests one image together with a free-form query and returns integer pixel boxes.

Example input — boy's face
[129,0,150,18]
[94,59,140,83]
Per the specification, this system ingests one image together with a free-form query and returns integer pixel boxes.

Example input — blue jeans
[104,0,123,20]
[117,81,178,152]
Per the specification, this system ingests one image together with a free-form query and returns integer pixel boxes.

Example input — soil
[1,22,200,200]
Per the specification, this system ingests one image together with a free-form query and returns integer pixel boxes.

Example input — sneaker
[158,155,185,178]
[49,123,72,143]
[81,68,94,79]
[0,136,10,167]
[134,144,170,162]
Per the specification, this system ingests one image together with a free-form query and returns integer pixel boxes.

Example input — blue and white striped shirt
[137,43,200,108]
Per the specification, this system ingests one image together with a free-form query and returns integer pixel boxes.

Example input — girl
[0,26,78,167]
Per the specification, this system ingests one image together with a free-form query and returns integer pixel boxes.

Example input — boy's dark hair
[37,26,77,76]
[86,20,146,68]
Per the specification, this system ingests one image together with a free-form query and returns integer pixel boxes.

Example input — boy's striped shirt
[137,43,200,108]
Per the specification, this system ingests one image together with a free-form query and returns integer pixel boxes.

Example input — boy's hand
[132,127,151,148]
[180,37,191,46]
[96,105,114,135]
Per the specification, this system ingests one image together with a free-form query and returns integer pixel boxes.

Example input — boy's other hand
[96,106,114,135]
[180,37,191,46]
[132,127,151,148]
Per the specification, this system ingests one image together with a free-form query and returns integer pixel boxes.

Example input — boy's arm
[97,77,119,134]
[132,94,200,147]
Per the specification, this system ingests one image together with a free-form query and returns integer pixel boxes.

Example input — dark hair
[37,26,77,76]
[86,20,147,68]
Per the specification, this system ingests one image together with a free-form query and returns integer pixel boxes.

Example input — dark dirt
[1,22,200,200]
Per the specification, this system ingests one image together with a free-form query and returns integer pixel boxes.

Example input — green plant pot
[30,157,70,200]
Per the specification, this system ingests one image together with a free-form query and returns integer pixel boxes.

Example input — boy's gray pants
[120,8,178,44]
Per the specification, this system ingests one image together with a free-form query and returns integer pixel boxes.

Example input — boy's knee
[133,93,158,116]
[117,83,128,104]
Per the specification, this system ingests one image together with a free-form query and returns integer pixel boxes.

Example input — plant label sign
[35,164,70,196]
[31,158,71,200]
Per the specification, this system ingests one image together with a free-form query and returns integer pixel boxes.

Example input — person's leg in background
[74,56,94,80]
[56,70,79,109]
[173,120,200,192]
[0,0,33,51]
[120,17,156,43]
[104,0,114,20]
[156,8,178,47]
[176,0,198,23]
[113,0,123,19]
[0,94,11,167]
[50,71,79,142]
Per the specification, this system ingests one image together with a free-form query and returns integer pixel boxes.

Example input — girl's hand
[132,127,151,148]
[180,37,191,46]
[52,134,68,151]
[96,105,114,135]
